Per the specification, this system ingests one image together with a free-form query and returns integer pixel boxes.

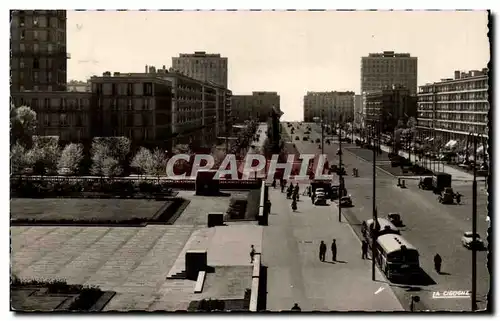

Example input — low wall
[249,253,261,312]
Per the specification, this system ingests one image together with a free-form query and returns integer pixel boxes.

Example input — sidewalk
[262,185,404,311]
[352,134,484,181]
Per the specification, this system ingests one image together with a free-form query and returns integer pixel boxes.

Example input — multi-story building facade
[11,91,92,143]
[303,91,354,124]
[231,92,280,123]
[89,72,174,150]
[172,51,228,88]
[363,86,417,133]
[353,94,363,129]
[10,10,68,92]
[361,51,418,95]
[417,68,489,145]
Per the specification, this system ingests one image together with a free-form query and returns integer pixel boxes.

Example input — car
[295,136,300,140]
[303,136,309,141]
[314,195,328,205]
[304,131,311,135]
[461,231,485,249]
[339,196,353,207]
[387,213,403,227]
[315,138,320,143]
[418,177,433,190]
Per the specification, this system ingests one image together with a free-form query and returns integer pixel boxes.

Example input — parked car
[303,136,309,141]
[339,195,353,207]
[295,136,300,140]
[314,194,328,206]
[315,138,320,143]
[461,231,485,249]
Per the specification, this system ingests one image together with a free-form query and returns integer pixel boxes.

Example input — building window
[33,30,38,40]
[47,44,53,53]
[144,82,153,96]
[19,71,24,81]
[33,71,39,82]
[47,85,52,91]
[33,58,39,69]
[33,43,39,53]
[38,16,47,27]
[20,43,25,52]
[20,29,25,40]
[50,16,57,28]
[19,15,25,26]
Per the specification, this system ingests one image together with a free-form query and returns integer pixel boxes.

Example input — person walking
[361,240,369,259]
[250,245,256,263]
[331,239,337,262]
[434,253,442,274]
[319,241,327,262]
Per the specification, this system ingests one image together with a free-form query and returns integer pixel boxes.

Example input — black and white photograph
[7,6,493,313]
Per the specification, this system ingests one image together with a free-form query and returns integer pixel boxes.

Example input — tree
[29,136,60,175]
[92,137,131,162]
[131,147,152,176]
[10,143,27,174]
[90,141,108,176]
[10,105,37,147]
[173,144,190,155]
[146,148,167,177]
[102,156,122,177]
[57,143,84,174]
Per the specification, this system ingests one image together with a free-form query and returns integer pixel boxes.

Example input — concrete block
[185,250,207,280]
[207,212,224,227]
[194,271,206,293]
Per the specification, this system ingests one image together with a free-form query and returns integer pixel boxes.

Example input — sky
[67,10,490,121]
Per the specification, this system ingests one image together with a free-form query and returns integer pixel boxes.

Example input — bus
[362,218,400,239]
[374,234,420,281]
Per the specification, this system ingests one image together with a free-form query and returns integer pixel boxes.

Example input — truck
[432,172,452,194]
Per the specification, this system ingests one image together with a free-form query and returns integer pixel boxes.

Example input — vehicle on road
[375,234,420,281]
[315,138,320,143]
[438,187,455,204]
[418,177,433,190]
[314,194,328,206]
[387,213,404,227]
[295,136,300,141]
[303,136,309,141]
[326,139,331,145]
[339,195,353,207]
[461,231,485,250]
[304,131,311,135]
[432,172,452,194]
[364,218,400,238]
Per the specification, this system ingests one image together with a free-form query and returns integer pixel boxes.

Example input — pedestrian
[319,241,327,262]
[266,199,272,215]
[361,240,368,259]
[291,303,301,312]
[331,239,337,262]
[434,253,442,274]
[272,179,277,189]
[250,245,256,263]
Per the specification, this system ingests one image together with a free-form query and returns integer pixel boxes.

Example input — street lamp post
[338,120,343,222]
[469,132,478,312]
[371,121,378,281]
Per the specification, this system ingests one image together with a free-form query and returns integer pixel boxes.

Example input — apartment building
[363,86,417,133]
[11,91,92,143]
[10,10,68,92]
[303,91,354,124]
[231,92,280,123]
[353,94,363,128]
[172,51,228,88]
[361,51,418,95]
[67,80,91,92]
[417,68,489,146]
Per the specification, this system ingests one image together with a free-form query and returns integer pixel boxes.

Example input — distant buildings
[363,86,417,134]
[67,80,91,92]
[172,51,228,88]
[303,91,354,124]
[10,10,69,92]
[11,67,232,151]
[417,68,489,145]
[353,94,363,128]
[231,91,280,123]
[361,51,418,95]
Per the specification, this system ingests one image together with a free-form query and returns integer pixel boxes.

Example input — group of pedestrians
[319,240,337,262]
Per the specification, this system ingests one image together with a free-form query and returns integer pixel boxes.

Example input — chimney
[454,71,460,79]
[114,72,120,76]
[163,65,166,71]
[145,65,148,73]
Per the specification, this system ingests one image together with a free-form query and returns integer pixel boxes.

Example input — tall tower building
[172,51,228,88]
[10,10,68,92]
[361,51,418,95]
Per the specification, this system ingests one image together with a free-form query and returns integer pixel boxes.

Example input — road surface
[285,122,490,312]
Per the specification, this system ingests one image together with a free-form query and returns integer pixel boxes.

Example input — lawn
[10,198,173,225]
